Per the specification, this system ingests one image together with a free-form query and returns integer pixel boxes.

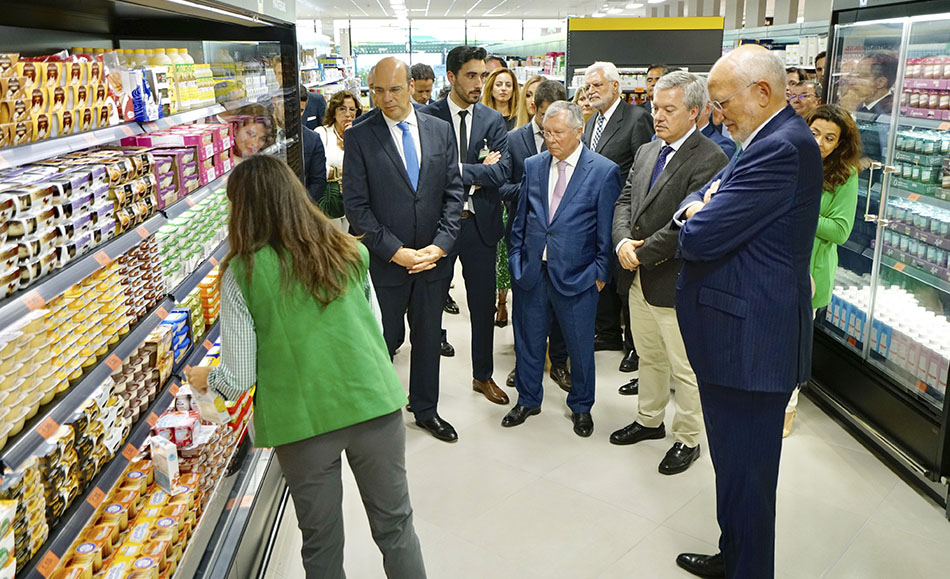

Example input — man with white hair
[609,71,729,475]
[581,61,654,382]
[503,101,622,438]
[672,45,823,578]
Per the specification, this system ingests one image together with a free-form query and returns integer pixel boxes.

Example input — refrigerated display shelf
[19,320,220,579]
[881,248,950,289]
[889,222,950,249]
[0,123,144,171]
[170,241,229,302]
[164,171,230,220]
[893,150,946,167]
[889,184,950,208]
[0,213,168,331]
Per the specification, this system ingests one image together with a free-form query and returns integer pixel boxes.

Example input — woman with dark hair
[185,156,426,579]
[316,90,363,229]
[785,104,861,436]
[481,68,520,131]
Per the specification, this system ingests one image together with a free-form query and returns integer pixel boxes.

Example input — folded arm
[461,117,510,188]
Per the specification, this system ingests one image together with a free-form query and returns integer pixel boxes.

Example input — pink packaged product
[152,411,199,447]
[183,175,200,194]
[214,150,232,174]
[197,161,217,186]
[190,123,232,153]
[155,171,175,191]
[156,182,178,209]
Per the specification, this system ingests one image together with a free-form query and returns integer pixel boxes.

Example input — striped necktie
[590,113,606,150]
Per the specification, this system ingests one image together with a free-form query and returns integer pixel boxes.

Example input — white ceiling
[296,0,654,20]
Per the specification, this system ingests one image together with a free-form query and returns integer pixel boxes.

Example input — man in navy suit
[421,45,511,407]
[501,80,572,393]
[502,101,622,437]
[672,45,823,578]
[343,57,465,443]
[410,63,436,106]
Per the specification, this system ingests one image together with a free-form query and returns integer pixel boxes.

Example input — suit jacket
[303,91,327,130]
[701,122,737,159]
[420,99,511,246]
[499,121,543,238]
[674,106,823,394]
[582,99,654,181]
[351,101,423,127]
[509,146,622,297]
[342,110,464,287]
[612,130,728,308]
[301,126,328,205]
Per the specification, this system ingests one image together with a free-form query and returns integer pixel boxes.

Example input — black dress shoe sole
[415,421,459,443]
[675,555,725,579]
[501,407,541,427]
[659,449,700,475]
[550,373,571,393]
[506,374,515,387]
[609,427,665,446]
[494,319,508,327]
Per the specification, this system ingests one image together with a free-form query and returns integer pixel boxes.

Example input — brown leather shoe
[473,378,509,405]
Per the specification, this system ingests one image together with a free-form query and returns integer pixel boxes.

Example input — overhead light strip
[160,0,272,25]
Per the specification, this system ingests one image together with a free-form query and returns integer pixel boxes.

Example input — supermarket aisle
[263,267,950,579]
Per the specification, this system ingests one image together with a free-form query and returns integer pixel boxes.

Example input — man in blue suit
[343,57,465,443]
[672,45,823,578]
[502,101,622,437]
[421,45,511,407]
[500,80,573,393]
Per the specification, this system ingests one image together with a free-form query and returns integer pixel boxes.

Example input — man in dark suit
[697,100,737,159]
[581,61,654,377]
[672,45,823,578]
[301,89,327,130]
[641,64,668,117]
[500,79,572,393]
[343,57,465,443]
[502,101,622,437]
[297,85,328,205]
[410,63,436,106]
[609,71,728,475]
[421,45,511,407]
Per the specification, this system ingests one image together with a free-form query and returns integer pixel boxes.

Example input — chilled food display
[156,188,228,292]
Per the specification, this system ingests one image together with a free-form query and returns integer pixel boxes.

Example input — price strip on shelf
[121,125,136,137]
[105,354,123,371]
[87,486,106,509]
[135,225,150,239]
[122,443,139,461]
[240,495,254,509]
[894,262,906,272]
[203,339,213,351]
[209,256,218,266]
[146,412,159,427]
[907,193,921,202]
[0,152,10,170]
[185,196,196,207]
[35,551,60,578]
[847,337,857,347]
[83,132,100,146]
[93,250,112,267]
[156,306,169,320]
[22,290,47,312]
[169,383,180,396]
[940,122,950,131]
[37,417,59,440]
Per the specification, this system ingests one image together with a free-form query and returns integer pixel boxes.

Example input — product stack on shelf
[157,188,228,292]
[900,48,950,120]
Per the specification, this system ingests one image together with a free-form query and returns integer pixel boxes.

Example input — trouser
[548,315,569,367]
[595,275,624,343]
[513,266,598,413]
[627,275,703,447]
[376,275,450,420]
[699,382,790,579]
[443,218,497,381]
[275,411,426,579]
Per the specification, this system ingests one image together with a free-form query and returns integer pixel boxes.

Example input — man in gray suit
[608,71,728,474]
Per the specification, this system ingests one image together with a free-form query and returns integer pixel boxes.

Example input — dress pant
[275,411,427,579]
[595,275,624,343]
[627,274,702,447]
[513,265,598,413]
[445,216,497,381]
[376,275,449,420]
[699,382,790,579]
[548,315,568,367]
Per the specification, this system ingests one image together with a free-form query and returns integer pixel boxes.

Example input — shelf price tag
[185,196,196,207]
[36,551,60,578]
[93,250,112,266]
[22,290,47,312]
[894,262,906,272]
[105,354,123,371]
[87,486,106,509]
[146,412,159,427]
[0,152,10,170]
[907,193,920,202]
[939,122,950,131]
[135,225,150,239]
[847,337,857,347]
[169,383,180,396]
[121,124,136,137]
[209,256,218,266]
[203,339,213,350]
[82,132,99,146]
[240,495,254,508]
[37,417,59,440]
[156,306,169,319]
[122,443,139,461]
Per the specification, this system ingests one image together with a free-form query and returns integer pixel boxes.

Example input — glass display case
[813,0,950,514]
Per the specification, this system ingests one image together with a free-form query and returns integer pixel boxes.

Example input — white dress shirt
[532,117,544,153]
[447,97,476,212]
[598,96,622,126]
[616,125,696,253]
[382,108,422,171]
[544,142,584,261]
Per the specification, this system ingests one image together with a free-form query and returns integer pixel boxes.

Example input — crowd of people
[185,43,867,579]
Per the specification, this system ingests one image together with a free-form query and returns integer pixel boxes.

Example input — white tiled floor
[263,275,950,579]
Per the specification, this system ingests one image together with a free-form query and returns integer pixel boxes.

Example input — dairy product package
[149,436,179,495]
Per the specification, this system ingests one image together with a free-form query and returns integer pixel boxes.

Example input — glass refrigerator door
[820,17,905,356]
[872,15,950,411]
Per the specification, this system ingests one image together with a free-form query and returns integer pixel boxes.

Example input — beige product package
[44,62,62,89]
[149,436,180,495]
[0,99,30,124]
[1,121,33,146]
[27,86,47,115]
[32,112,57,141]
[0,54,17,78]
[78,107,94,132]
[57,109,77,136]
[66,61,86,86]
[15,61,43,89]
[0,77,26,101]
[49,85,73,112]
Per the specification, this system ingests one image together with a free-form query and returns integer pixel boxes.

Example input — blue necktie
[649,145,673,189]
[398,121,419,190]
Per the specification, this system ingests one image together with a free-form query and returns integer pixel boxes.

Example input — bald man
[672,45,823,579]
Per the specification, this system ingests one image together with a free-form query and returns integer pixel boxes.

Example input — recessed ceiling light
[607,7,622,13]
[625,2,643,7]
[647,0,665,3]
[592,11,605,17]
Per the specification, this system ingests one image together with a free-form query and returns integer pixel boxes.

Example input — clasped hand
[618,239,644,271]
[684,179,721,219]
[392,245,446,273]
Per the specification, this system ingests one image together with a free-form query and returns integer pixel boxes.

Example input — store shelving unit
[0,0,299,575]
[810,0,950,517]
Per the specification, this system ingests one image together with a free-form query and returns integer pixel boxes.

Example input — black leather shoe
[609,421,665,445]
[415,415,458,442]
[593,335,624,351]
[618,378,638,396]
[506,368,515,387]
[550,365,571,392]
[441,341,455,357]
[659,442,700,475]
[572,412,593,437]
[675,552,725,579]
[619,350,639,372]
[501,404,541,427]
[443,295,460,315]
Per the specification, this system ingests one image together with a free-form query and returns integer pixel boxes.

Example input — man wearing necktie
[343,57,465,443]
[609,72,728,475]
[421,46,511,408]
[503,101,622,437]
[500,80,573,393]
[581,61,654,383]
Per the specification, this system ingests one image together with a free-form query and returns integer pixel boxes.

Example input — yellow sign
[569,17,725,31]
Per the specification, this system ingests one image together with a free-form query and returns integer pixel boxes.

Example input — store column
[773,0,799,25]
[745,0,767,27]
[804,0,832,23]
[723,0,745,30]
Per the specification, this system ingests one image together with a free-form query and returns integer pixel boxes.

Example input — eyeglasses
[788,93,816,101]
[371,85,406,96]
[542,129,574,140]
[710,81,757,112]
